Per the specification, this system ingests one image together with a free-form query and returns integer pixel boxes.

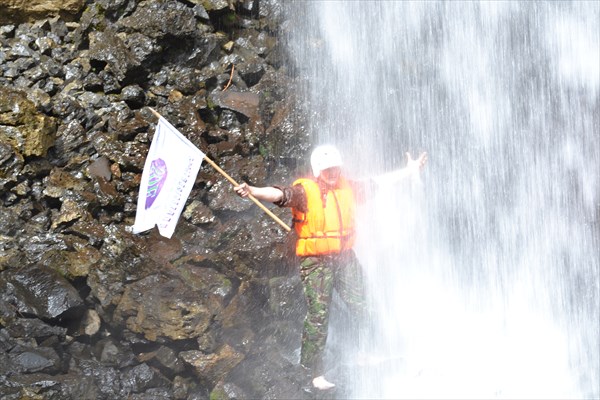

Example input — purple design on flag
[145,158,167,209]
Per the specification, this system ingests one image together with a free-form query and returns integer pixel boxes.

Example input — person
[234,145,427,390]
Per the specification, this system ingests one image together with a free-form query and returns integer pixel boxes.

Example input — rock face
[0,0,316,398]
[0,265,84,319]
[0,87,57,157]
[113,267,231,342]
[0,0,86,24]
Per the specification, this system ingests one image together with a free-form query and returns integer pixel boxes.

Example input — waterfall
[283,1,599,399]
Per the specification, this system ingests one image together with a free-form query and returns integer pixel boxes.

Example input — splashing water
[284,1,599,399]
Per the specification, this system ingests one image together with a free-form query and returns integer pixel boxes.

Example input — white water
[284,1,599,399]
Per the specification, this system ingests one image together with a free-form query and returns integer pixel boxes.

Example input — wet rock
[0,0,311,397]
[0,292,16,323]
[91,132,148,171]
[5,317,67,341]
[264,96,310,164]
[107,106,150,141]
[237,0,259,14]
[208,179,253,212]
[237,60,266,87]
[0,23,15,36]
[268,274,306,319]
[99,69,122,94]
[50,90,86,122]
[91,175,123,210]
[99,340,120,364]
[0,134,24,191]
[34,36,59,55]
[78,91,111,111]
[168,66,204,95]
[212,88,265,137]
[209,381,250,400]
[42,167,89,198]
[51,197,90,228]
[20,160,52,187]
[0,205,22,242]
[121,84,147,109]
[217,350,311,400]
[172,375,199,399]
[88,29,144,84]
[0,329,17,352]
[240,29,277,57]
[218,109,241,130]
[1,373,58,398]
[178,95,208,137]
[137,345,185,374]
[82,71,104,91]
[37,242,101,279]
[119,2,221,66]
[192,3,210,20]
[69,358,121,398]
[120,362,170,396]
[180,344,244,387]
[210,90,260,121]
[54,373,100,400]
[11,232,69,271]
[0,87,57,157]
[113,266,232,341]
[217,279,269,353]
[185,34,224,69]
[0,264,84,320]
[118,0,198,40]
[64,219,108,247]
[11,179,30,196]
[203,155,270,214]
[87,228,156,308]
[129,387,175,399]
[140,231,184,265]
[9,345,62,374]
[198,0,231,12]
[7,40,35,59]
[26,87,54,112]
[123,32,160,65]
[183,199,217,225]
[94,337,134,367]
[0,0,85,24]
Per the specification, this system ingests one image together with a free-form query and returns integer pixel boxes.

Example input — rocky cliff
[0,0,316,398]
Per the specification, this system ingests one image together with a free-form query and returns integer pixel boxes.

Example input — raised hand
[406,152,428,171]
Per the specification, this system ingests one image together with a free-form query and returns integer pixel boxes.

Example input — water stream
[284,1,599,398]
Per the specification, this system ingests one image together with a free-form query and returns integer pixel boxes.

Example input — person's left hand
[406,152,428,172]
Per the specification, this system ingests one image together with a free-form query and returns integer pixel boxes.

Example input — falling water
[283,1,599,399]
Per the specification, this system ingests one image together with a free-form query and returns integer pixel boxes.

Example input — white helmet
[310,145,343,178]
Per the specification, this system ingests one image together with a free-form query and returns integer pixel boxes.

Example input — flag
[132,116,204,238]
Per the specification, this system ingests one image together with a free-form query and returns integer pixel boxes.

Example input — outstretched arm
[234,182,284,203]
[373,152,428,185]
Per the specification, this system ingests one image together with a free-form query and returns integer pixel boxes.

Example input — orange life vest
[292,177,356,257]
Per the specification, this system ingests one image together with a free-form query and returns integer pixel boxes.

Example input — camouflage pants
[299,250,365,375]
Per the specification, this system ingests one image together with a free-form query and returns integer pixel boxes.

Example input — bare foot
[312,375,335,390]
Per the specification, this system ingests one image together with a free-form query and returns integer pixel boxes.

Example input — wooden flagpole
[148,108,291,232]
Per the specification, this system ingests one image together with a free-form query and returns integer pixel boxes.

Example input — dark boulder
[112,265,233,342]
[8,344,63,374]
[0,264,84,320]
[88,29,145,85]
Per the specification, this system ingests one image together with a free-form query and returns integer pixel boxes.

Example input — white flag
[132,116,204,238]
